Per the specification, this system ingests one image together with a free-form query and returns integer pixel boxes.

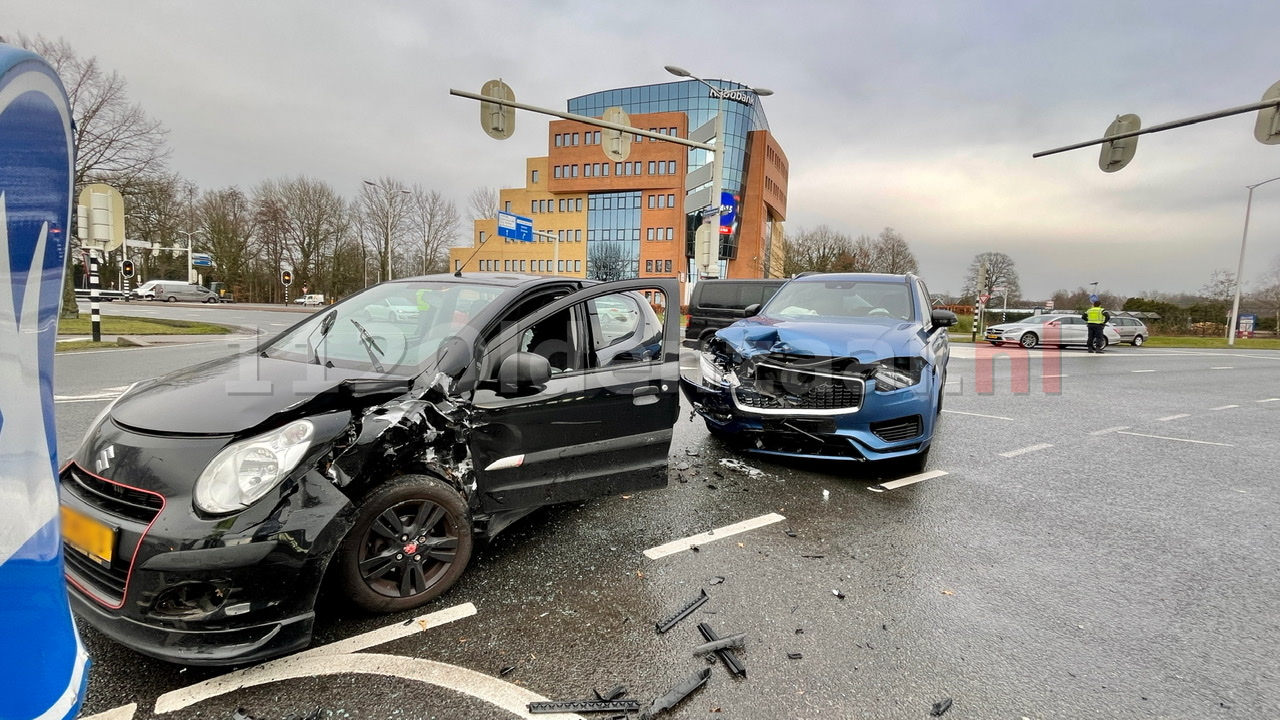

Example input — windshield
[263,281,505,373]
[763,280,914,321]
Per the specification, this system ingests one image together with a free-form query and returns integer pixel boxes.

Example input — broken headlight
[873,357,924,392]
[194,420,315,514]
[698,350,740,388]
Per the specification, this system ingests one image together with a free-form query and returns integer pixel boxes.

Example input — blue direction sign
[497,211,534,242]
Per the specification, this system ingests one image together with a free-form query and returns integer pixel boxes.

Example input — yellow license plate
[61,505,115,565]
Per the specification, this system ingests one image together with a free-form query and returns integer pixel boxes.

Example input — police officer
[1082,295,1111,353]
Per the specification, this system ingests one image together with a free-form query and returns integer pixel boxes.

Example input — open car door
[468,278,680,513]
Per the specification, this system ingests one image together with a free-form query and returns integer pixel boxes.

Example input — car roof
[789,272,913,284]
[387,272,587,290]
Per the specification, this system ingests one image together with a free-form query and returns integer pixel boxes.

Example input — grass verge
[58,317,231,336]
[1142,336,1280,350]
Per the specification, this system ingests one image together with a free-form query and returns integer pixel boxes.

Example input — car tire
[988,341,1001,346]
[166,295,177,302]
[1019,332,1039,349]
[205,297,217,303]
[698,331,717,353]
[1098,336,1109,351]
[1132,335,1144,347]
[337,474,473,614]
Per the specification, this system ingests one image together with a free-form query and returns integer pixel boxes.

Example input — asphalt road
[52,321,1280,720]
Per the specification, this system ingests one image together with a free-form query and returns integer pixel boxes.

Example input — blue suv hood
[716,315,924,361]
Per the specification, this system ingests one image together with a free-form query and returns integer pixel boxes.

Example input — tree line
[6,33,491,312]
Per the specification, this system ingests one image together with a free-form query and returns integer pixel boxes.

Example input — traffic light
[121,260,135,278]
[281,270,293,286]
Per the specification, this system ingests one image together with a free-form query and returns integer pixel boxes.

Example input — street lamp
[664,65,772,280]
[1228,176,1280,346]
[364,180,410,282]
[174,229,203,283]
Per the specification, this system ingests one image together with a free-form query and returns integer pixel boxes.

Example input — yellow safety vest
[1086,306,1106,324]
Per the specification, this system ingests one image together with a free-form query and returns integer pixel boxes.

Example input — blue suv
[681,273,957,471]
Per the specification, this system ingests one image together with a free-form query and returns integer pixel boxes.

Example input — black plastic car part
[697,622,747,677]
[527,700,641,714]
[655,589,708,633]
[639,667,712,719]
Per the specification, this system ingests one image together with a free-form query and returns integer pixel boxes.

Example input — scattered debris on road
[692,632,746,656]
[639,667,712,719]
[656,589,710,633]
[931,697,953,716]
[697,622,747,678]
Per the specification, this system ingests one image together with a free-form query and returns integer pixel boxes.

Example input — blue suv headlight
[873,357,924,392]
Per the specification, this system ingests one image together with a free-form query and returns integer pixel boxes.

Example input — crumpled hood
[715,316,923,361]
[110,354,407,435]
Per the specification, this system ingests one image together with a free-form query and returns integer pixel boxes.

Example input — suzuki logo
[95,445,115,473]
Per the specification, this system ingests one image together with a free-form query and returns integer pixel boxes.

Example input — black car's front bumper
[60,419,355,665]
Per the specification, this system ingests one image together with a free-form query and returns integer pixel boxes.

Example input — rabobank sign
[0,42,90,719]
[710,88,756,105]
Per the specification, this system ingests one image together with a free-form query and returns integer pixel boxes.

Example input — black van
[685,278,787,348]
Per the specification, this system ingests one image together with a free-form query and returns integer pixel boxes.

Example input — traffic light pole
[89,253,101,342]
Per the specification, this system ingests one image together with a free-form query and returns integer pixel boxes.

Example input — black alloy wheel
[338,475,473,613]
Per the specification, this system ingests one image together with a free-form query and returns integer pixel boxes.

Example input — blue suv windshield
[763,280,914,321]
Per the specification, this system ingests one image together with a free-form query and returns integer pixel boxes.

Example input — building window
[576,199,583,212]
[554,166,562,179]
[558,199,565,212]
[601,163,609,177]
[668,160,676,174]
[575,229,582,242]
[574,260,581,272]
[648,194,656,209]
[664,260,672,273]
[520,260,526,272]
[573,133,579,146]
[532,169,539,184]
[571,165,578,178]
[647,228,655,241]
[531,201,537,214]
[504,201,511,212]
[632,161,641,175]
[666,227,674,241]
[667,193,675,207]
[479,230,487,244]
[615,162,622,175]
[554,134,562,147]
[648,160,656,175]
[646,260,654,273]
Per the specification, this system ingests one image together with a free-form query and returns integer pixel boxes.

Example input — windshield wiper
[307,310,338,365]
[349,318,385,373]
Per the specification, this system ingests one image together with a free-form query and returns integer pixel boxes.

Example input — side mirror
[743,303,761,317]
[930,309,958,328]
[498,352,551,395]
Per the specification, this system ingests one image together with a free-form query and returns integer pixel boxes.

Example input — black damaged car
[59,274,680,665]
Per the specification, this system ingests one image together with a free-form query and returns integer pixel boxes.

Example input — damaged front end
[681,327,937,462]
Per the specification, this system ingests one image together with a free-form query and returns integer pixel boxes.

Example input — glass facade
[585,191,641,280]
[569,80,771,263]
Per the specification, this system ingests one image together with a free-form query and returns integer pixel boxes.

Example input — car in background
[59,273,680,665]
[135,281,221,303]
[682,272,956,471]
[684,278,787,349]
[984,313,1122,349]
[294,294,326,306]
[1108,315,1149,346]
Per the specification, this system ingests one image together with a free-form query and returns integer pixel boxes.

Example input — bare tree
[782,225,867,276]
[868,227,919,275]
[358,178,415,283]
[197,188,253,298]
[10,34,170,188]
[468,187,500,221]
[963,252,1022,302]
[412,187,462,275]
[587,241,636,281]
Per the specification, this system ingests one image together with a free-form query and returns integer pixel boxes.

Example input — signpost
[497,211,534,242]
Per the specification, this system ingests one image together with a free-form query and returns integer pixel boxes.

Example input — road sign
[1099,113,1141,172]
[191,252,213,268]
[480,79,515,140]
[1045,299,1055,310]
[602,106,631,161]
[497,211,533,242]
[979,293,990,304]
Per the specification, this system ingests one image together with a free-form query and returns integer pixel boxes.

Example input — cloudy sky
[6,0,1280,299]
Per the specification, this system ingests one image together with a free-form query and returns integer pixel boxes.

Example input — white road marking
[80,704,136,720]
[999,443,1054,458]
[643,512,786,560]
[53,386,129,403]
[1210,405,1239,411]
[156,653,579,719]
[867,470,947,493]
[1116,431,1234,447]
[1131,369,1156,373]
[1090,425,1129,435]
[941,409,1015,421]
[1259,398,1280,403]
[1041,374,1068,378]
[1157,414,1190,422]
[155,603,481,714]
[1210,366,1234,370]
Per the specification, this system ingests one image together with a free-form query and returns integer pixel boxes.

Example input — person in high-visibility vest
[1081,295,1111,353]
